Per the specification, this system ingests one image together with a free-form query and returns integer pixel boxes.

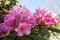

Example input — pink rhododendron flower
[0,23,5,36]
[44,12,58,25]
[3,5,22,35]
[24,15,38,26]
[34,8,58,25]
[15,23,32,36]
[0,23,5,31]
[9,5,22,19]
[4,14,15,29]
[33,8,47,24]
[3,5,36,36]
[4,14,15,35]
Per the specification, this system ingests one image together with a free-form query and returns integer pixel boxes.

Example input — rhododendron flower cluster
[34,8,58,25]
[0,5,59,36]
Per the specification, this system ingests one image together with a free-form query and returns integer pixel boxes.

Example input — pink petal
[24,30,31,35]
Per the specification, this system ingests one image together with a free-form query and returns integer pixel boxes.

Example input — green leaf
[29,34,46,40]
[47,27,60,33]
[14,36,21,40]
[42,31,49,40]
[2,36,15,40]
[41,27,49,40]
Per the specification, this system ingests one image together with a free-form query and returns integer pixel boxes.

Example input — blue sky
[20,0,46,12]
[20,0,60,14]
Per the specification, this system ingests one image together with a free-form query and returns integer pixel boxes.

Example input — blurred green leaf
[47,27,60,33]
[2,36,15,40]
[29,34,46,40]
[42,31,49,40]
